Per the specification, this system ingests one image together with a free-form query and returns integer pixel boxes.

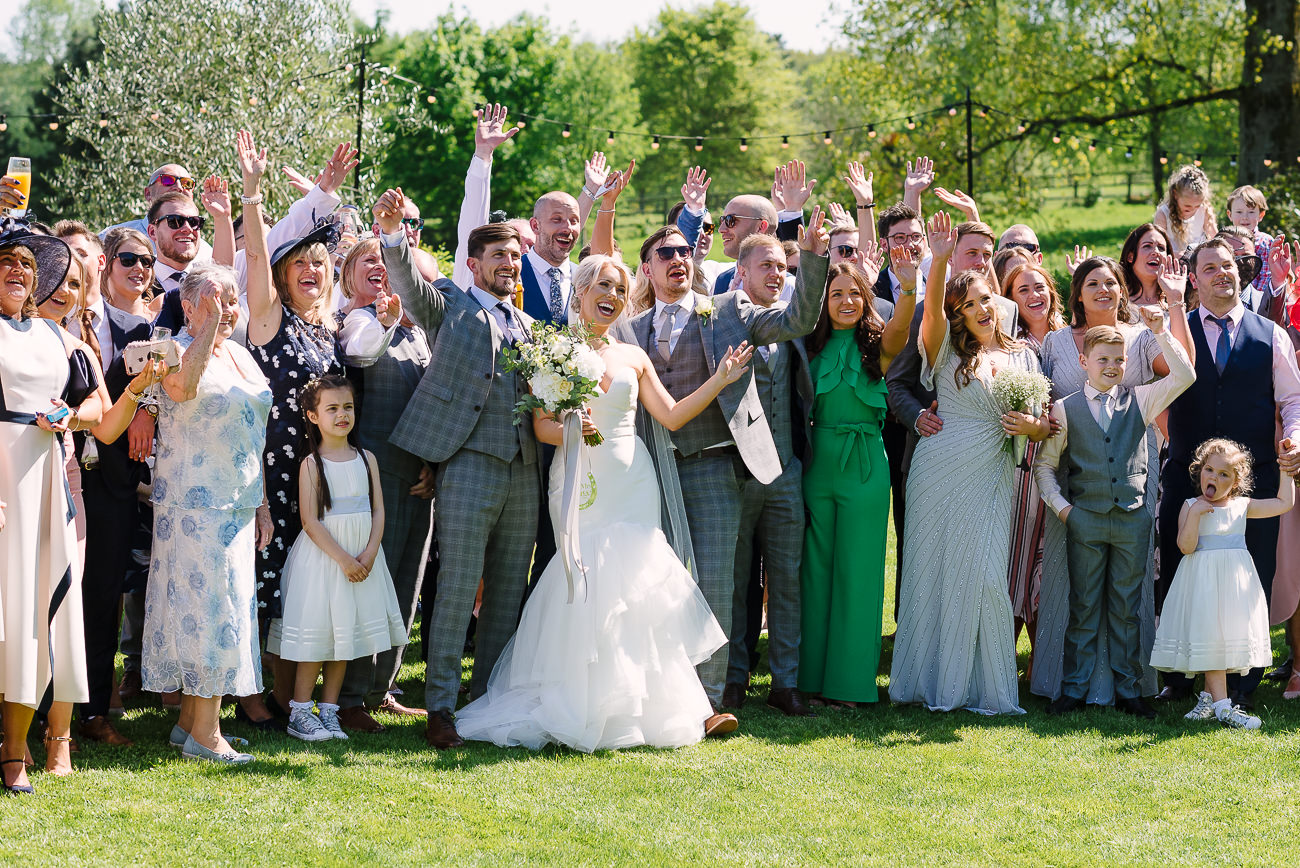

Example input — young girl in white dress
[273,375,407,742]
[1150,438,1295,730]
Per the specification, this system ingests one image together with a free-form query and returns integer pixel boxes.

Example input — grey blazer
[615,249,829,485]
[382,239,539,467]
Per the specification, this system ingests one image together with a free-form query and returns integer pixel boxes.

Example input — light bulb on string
[694,137,703,152]
[426,94,435,104]
[48,119,58,130]
[948,107,958,116]
[1230,154,1238,167]
[561,123,571,138]
[906,117,916,130]
[344,62,354,72]
[1264,154,1274,167]
[296,83,305,93]
[1125,148,1133,159]
[781,135,789,149]
[823,130,832,145]
[98,112,109,128]
[1017,122,1027,134]
[977,107,987,118]
[606,130,615,145]
[739,137,748,152]
[1088,140,1097,152]
[248,96,258,106]
[867,124,876,138]
[1159,151,1168,165]
[651,135,660,150]
[1194,154,1202,167]
[0,115,7,132]
[1051,131,1062,144]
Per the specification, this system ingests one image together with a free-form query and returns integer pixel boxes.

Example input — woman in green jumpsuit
[799,261,915,706]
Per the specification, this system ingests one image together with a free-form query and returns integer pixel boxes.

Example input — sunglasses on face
[401,217,425,230]
[700,222,715,236]
[653,245,694,262]
[152,174,195,192]
[1004,241,1040,254]
[834,245,858,259]
[887,233,924,246]
[154,214,205,231]
[115,251,155,269]
[719,214,756,230]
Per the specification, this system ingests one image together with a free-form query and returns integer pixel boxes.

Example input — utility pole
[965,85,974,196]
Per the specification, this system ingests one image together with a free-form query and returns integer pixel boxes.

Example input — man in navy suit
[518,192,581,324]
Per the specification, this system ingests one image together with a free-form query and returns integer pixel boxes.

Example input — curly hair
[1190,437,1254,499]
[945,270,1022,387]
[806,263,886,380]
[1161,165,1213,248]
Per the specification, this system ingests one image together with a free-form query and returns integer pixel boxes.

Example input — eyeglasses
[401,217,425,230]
[719,214,756,230]
[1003,241,1040,254]
[887,233,924,246]
[153,214,205,231]
[834,245,858,259]
[152,174,195,193]
[115,251,155,269]
[653,245,694,262]
[700,222,715,236]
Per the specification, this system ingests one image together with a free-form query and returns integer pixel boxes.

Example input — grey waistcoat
[1062,388,1148,513]
[650,314,732,456]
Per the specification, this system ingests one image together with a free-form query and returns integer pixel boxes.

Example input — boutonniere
[694,296,715,324]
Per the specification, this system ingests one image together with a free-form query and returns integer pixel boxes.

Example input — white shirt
[468,285,526,344]
[1197,302,1300,438]
[525,248,573,319]
[339,306,429,367]
[1034,329,1195,517]
[86,297,114,353]
[653,291,696,356]
[453,156,492,291]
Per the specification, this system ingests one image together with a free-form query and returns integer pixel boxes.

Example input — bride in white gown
[455,255,752,752]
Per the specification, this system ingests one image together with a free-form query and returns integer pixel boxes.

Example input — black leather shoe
[1115,696,1157,720]
[1047,695,1084,715]
[1155,685,1192,702]
[1232,692,1257,712]
[766,688,816,717]
[1264,658,1293,682]
[721,682,746,710]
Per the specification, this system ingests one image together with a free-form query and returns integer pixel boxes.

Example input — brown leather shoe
[118,670,142,700]
[766,687,816,717]
[721,682,747,710]
[338,705,385,734]
[424,710,465,750]
[78,716,134,747]
[377,694,428,717]
[704,711,738,737]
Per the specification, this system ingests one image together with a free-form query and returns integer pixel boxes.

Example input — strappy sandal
[43,735,75,777]
[1283,669,1300,701]
[1,757,34,795]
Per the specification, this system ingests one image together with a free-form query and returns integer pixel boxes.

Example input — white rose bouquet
[503,321,607,446]
[991,368,1051,466]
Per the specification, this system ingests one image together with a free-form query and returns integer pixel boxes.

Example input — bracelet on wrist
[856,202,876,210]
[597,208,616,214]
[581,187,597,198]
[125,387,143,403]
[240,193,263,206]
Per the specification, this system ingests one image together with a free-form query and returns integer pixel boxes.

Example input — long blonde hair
[1161,165,1213,247]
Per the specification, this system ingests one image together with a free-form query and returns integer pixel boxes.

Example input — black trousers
[882,418,908,619]
[78,469,139,719]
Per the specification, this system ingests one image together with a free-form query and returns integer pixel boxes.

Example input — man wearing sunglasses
[998,224,1044,263]
[614,213,830,730]
[98,164,214,262]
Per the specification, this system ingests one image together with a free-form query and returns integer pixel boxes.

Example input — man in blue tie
[518,192,580,324]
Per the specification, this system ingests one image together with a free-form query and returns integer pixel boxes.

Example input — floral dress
[249,305,342,619]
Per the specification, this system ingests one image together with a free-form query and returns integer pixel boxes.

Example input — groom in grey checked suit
[614,218,829,716]
[375,191,539,749]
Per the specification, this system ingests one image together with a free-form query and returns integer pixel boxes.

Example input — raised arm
[902,156,934,216]
[636,343,754,430]
[200,175,235,267]
[932,187,980,223]
[1155,254,1195,365]
[676,166,711,249]
[738,205,829,345]
[236,130,280,346]
[590,160,634,258]
[161,281,221,404]
[1248,460,1297,519]
[92,359,166,444]
[374,187,446,331]
[844,161,877,246]
[920,210,956,367]
[577,151,610,229]
[881,239,920,371]
[455,105,516,288]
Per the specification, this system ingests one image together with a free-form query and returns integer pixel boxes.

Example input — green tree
[625,1,800,215]
[376,13,644,252]
[48,0,414,227]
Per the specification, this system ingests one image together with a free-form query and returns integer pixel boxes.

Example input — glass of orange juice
[6,157,31,218]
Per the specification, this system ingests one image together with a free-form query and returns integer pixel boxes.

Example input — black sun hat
[0,217,72,306]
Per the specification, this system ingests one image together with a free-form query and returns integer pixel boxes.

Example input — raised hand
[375,290,402,328]
[798,204,829,255]
[770,168,786,211]
[905,156,935,197]
[474,103,519,160]
[826,201,850,226]
[584,151,610,197]
[1137,304,1167,333]
[235,129,268,186]
[372,188,407,237]
[932,187,979,221]
[926,209,956,261]
[681,166,711,212]
[716,341,755,384]
[280,165,317,196]
[1156,253,1188,304]
[1065,244,1093,275]
[844,161,874,206]
[778,159,817,212]
[317,142,360,196]
[190,279,224,335]
[860,239,885,286]
[890,239,921,289]
[1268,233,1294,287]
[601,160,636,207]
[199,175,231,218]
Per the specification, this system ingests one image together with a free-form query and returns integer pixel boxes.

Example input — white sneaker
[288,709,332,742]
[1216,704,1262,730]
[318,706,349,740]
[1184,691,1216,720]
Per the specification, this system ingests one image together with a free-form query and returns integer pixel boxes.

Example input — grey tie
[497,302,523,345]
[657,303,680,361]
[1096,391,1113,433]
[547,266,564,322]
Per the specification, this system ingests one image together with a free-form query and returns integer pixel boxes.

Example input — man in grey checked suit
[614,215,830,722]
[375,191,539,749]
[335,288,436,732]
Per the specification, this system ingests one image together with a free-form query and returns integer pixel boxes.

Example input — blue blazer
[519,257,567,325]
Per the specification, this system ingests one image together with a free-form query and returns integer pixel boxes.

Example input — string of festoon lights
[0,55,1287,170]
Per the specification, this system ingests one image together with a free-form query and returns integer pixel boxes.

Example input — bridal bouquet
[991,368,1051,466]
[502,322,607,446]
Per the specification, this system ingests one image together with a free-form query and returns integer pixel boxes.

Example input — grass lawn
[8,505,1300,866]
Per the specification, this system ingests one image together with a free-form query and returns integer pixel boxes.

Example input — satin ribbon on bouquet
[558,409,591,603]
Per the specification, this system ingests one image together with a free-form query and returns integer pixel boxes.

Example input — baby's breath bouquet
[991,369,1052,466]
[502,322,607,446]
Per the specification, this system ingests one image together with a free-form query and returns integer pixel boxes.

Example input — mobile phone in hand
[44,405,70,424]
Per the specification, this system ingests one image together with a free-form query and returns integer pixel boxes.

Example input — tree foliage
[48,0,414,228]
